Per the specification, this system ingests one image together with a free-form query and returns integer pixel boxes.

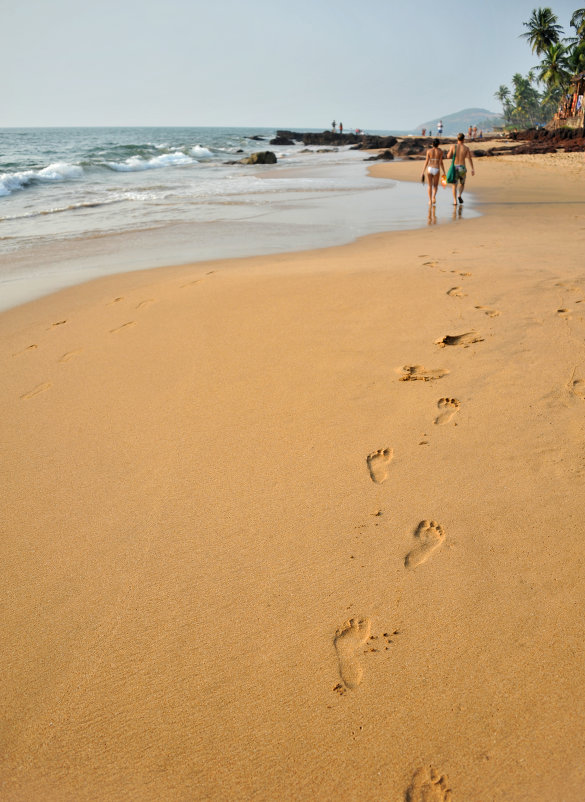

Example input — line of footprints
[329,255,501,800]
[15,272,216,400]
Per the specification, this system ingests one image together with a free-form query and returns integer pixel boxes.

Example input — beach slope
[2,153,585,800]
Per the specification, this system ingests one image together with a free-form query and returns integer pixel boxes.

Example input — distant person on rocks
[447,133,475,205]
[421,138,445,206]
[339,122,343,135]
[331,120,336,132]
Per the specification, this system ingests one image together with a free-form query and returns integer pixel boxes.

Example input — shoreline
[2,151,585,800]
[0,140,482,315]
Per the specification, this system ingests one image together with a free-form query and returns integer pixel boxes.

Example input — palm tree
[537,42,571,92]
[570,8,585,41]
[521,8,563,56]
[511,72,542,127]
[494,85,513,124]
[568,38,585,73]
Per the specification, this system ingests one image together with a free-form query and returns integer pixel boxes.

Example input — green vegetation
[495,7,585,128]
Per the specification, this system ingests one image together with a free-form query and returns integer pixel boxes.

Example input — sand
[2,151,585,801]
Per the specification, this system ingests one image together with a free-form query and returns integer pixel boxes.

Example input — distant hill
[415,108,504,136]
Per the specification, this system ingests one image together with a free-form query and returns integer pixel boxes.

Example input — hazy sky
[3,0,582,129]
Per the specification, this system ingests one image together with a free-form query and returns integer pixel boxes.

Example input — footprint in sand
[110,321,136,334]
[475,305,500,317]
[366,448,393,483]
[570,378,585,399]
[404,521,445,569]
[555,281,581,293]
[406,766,452,802]
[21,382,52,400]
[12,344,38,357]
[447,286,466,298]
[107,297,124,305]
[59,349,83,363]
[334,618,371,690]
[399,365,449,382]
[181,279,202,288]
[434,398,460,425]
[435,332,483,348]
[557,308,572,320]
[136,299,155,310]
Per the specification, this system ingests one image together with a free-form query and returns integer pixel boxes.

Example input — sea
[0,126,478,311]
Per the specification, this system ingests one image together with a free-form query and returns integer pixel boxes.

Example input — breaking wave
[106,152,195,172]
[0,162,83,197]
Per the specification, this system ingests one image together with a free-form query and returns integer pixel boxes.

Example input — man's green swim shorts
[455,165,467,182]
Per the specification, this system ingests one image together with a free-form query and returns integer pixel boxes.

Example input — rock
[269,136,295,146]
[248,135,265,141]
[392,138,426,156]
[364,149,394,161]
[241,151,277,165]
[276,130,303,141]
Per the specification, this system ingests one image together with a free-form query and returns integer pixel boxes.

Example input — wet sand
[2,151,585,800]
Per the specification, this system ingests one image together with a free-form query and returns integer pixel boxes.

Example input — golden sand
[2,152,585,800]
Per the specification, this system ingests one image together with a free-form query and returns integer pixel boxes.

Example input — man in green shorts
[447,133,475,205]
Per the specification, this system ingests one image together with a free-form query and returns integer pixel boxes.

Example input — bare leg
[427,174,433,205]
[432,173,440,204]
[458,177,466,203]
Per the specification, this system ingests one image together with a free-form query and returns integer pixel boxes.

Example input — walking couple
[421,133,475,206]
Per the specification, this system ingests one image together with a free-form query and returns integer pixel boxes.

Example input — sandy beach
[2,151,585,801]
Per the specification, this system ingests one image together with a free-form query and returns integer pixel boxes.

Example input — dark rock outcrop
[275,130,398,148]
[500,126,585,154]
[270,136,295,146]
[240,151,277,165]
[391,138,426,157]
[350,135,398,150]
[365,149,394,161]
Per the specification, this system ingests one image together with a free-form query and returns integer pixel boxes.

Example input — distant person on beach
[468,125,472,138]
[437,120,443,135]
[447,133,475,205]
[473,125,478,139]
[422,128,426,137]
[421,138,445,206]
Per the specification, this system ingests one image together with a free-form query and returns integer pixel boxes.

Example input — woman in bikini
[421,139,445,206]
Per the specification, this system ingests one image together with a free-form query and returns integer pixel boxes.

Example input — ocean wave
[191,145,214,158]
[0,190,168,221]
[0,198,125,221]
[106,152,195,172]
[0,162,83,196]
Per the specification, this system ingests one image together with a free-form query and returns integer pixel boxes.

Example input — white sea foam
[0,162,83,196]
[107,153,194,172]
[191,145,213,158]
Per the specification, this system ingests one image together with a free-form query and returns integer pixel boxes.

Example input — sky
[2,0,582,130]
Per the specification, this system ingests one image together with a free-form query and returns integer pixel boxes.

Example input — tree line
[495,7,585,128]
